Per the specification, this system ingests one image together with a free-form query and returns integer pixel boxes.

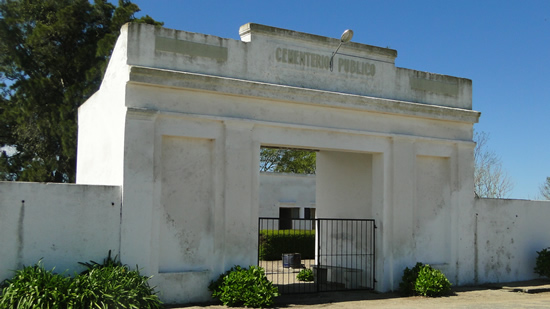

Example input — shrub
[399,262,451,297]
[0,261,70,308]
[0,253,162,309]
[534,247,550,278]
[414,265,452,297]
[68,265,162,308]
[296,268,314,281]
[69,251,162,308]
[399,262,423,295]
[259,229,315,260]
[209,265,279,308]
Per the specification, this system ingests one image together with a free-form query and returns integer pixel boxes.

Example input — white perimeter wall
[2,180,550,301]
[0,182,121,282]
[473,198,550,284]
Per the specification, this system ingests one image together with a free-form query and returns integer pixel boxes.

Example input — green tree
[0,0,162,182]
[540,177,550,200]
[260,148,316,174]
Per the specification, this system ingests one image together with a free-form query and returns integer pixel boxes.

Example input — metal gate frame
[258,217,376,294]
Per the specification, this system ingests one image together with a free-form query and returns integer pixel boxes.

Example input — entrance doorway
[279,207,299,230]
[258,147,379,294]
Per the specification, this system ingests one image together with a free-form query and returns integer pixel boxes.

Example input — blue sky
[132,0,550,199]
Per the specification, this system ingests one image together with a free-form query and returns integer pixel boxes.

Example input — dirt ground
[170,279,550,309]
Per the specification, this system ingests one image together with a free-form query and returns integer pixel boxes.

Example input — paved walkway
[170,279,550,309]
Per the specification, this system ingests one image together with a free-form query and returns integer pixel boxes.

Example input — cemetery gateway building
[2,22,550,305]
[78,21,478,300]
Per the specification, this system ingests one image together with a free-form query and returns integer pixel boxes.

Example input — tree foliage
[0,0,162,182]
[474,131,513,198]
[540,177,550,200]
[260,148,316,174]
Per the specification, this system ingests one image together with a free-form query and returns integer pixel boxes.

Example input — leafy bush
[209,265,279,308]
[296,269,314,281]
[399,262,423,295]
[259,229,315,260]
[69,252,162,308]
[534,247,550,278]
[68,265,162,308]
[0,261,70,308]
[0,253,163,309]
[414,265,452,297]
[399,262,451,297]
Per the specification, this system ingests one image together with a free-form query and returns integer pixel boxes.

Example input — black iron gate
[258,218,376,294]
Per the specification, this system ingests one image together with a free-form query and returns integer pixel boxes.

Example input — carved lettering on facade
[275,47,375,77]
[337,58,375,76]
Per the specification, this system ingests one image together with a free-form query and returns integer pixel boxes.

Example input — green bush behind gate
[259,229,315,260]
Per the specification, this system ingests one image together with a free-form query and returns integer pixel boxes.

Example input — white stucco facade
[74,22,482,302]
[2,22,548,306]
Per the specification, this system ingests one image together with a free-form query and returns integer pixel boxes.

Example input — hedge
[259,229,315,260]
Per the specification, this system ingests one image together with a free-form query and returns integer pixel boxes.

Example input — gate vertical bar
[257,218,261,267]
[316,218,321,293]
[373,220,376,288]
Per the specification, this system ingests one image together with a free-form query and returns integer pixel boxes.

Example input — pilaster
[222,121,258,268]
